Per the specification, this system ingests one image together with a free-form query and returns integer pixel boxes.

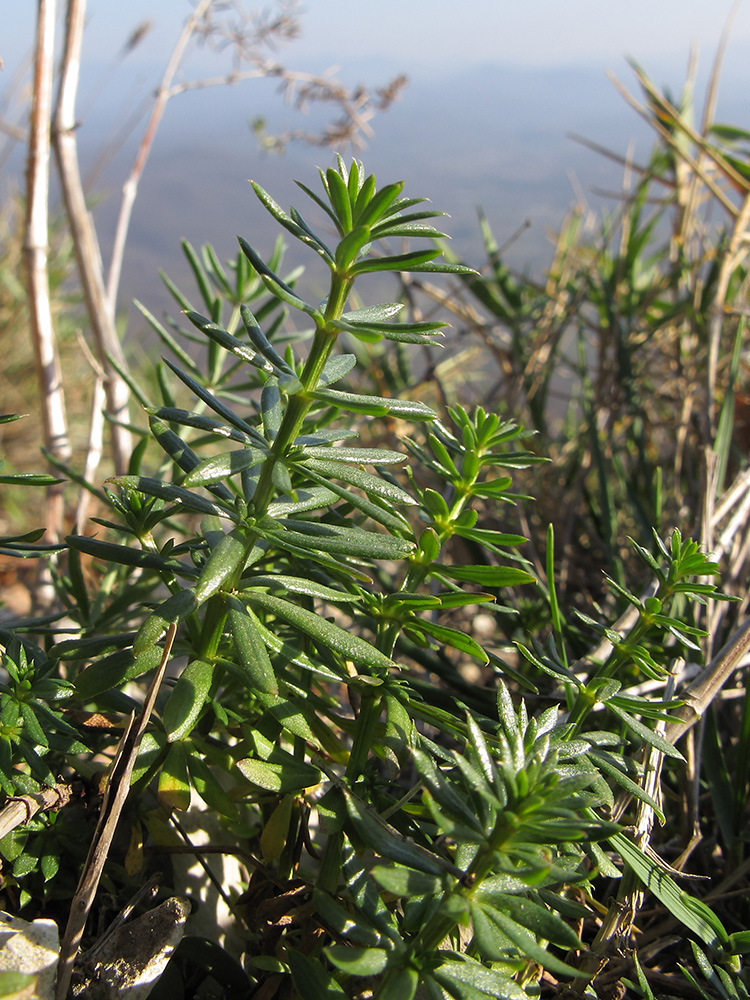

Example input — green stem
[379,481,475,658]
[374,841,500,999]
[188,272,353,668]
[566,583,671,732]
[250,274,352,516]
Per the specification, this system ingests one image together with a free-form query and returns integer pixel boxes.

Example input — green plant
[401,54,750,996]
[0,160,744,999]
[413,62,750,616]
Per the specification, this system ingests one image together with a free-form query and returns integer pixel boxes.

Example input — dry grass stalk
[22,0,70,553]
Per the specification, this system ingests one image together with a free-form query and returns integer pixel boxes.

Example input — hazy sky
[4,1,749,78]
[4,1,749,307]
[283,1,749,72]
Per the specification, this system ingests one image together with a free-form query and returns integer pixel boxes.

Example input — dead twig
[55,623,177,1000]
[23,0,70,555]
[105,0,213,313]
[664,617,750,745]
[52,0,132,476]
[0,783,72,840]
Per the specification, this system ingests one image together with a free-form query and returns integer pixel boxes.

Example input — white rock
[0,911,59,1000]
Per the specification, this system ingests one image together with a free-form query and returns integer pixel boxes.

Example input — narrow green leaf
[342,303,402,323]
[350,173,378,223]
[285,948,346,999]
[182,240,219,315]
[372,223,448,240]
[245,610,346,683]
[194,528,248,603]
[0,473,64,486]
[326,945,389,977]
[611,831,728,948]
[163,659,214,742]
[162,357,268,446]
[319,354,357,387]
[436,592,495,609]
[493,893,583,949]
[379,968,418,1000]
[335,226,373,270]
[384,593,441,611]
[246,575,360,603]
[0,528,45,544]
[478,902,580,977]
[309,388,436,420]
[184,309,274,372]
[312,889,383,947]
[408,620,488,662]
[243,591,398,676]
[301,445,407,465]
[301,458,416,505]
[266,518,414,560]
[454,527,527,549]
[433,954,529,1000]
[469,901,515,963]
[255,692,319,745]
[406,262,479,275]
[108,475,236,521]
[148,417,235,502]
[372,209,448,231]
[608,704,685,760]
[437,565,536,587]
[235,755,321,793]
[239,304,295,374]
[226,597,278,694]
[342,785,446,875]
[238,236,321,319]
[301,464,413,535]
[380,329,444,346]
[53,631,136,659]
[133,589,198,655]
[295,179,339,228]
[351,249,442,275]
[589,749,665,823]
[19,703,48,747]
[66,534,190,575]
[326,167,353,231]
[371,864,444,897]
[158,741,192,810]
[182,448,268,487]
[187,750,239,819]
[250,180,334,263]
[261,379,283,441]
[74,645,163,700]
[267,486,340,518]
[354,180,404,228]
[259,270,322,319]
[333,317,446,342]
[147,406,250,443]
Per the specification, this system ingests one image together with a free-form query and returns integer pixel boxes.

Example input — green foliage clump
[1,155,747,999]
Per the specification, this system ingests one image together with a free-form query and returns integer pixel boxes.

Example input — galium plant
[0,159,743,999]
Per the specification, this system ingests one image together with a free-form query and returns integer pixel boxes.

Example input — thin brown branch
[665,617,750,745]
[0,783,72,840]
[52,0,132,476]
[707,193,750,433]
[105,0,214,311]
[567,131,669,187]
[55,623,177,1000]
[23,0,70,553]
[607,71,740,216]
[701,0,741,134]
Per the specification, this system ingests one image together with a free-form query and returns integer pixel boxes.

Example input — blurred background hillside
[3,0,750,329]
